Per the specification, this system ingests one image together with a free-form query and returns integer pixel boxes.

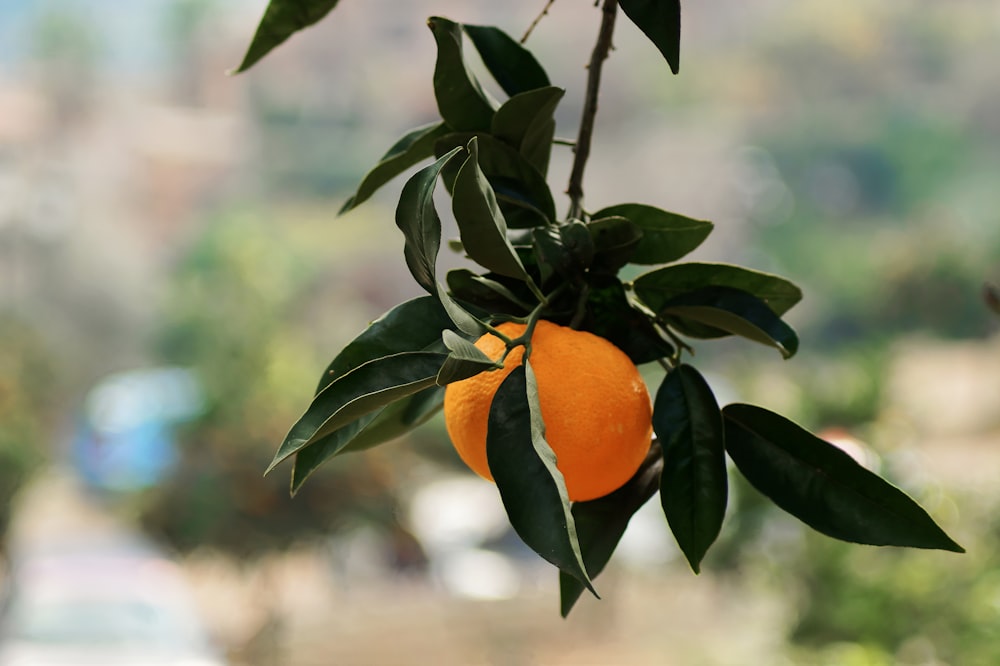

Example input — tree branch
[521,0,557,44]
[566,0,617,221]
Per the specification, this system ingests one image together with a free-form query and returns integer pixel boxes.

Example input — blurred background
[1,0,999,664]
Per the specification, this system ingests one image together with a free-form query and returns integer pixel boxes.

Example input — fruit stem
[661,325,695,363]
[566,0,618,221]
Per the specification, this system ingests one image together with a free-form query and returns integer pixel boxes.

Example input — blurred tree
[141,207,425,560]
[0,316,57,546]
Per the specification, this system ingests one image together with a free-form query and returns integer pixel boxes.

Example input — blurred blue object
[71,367,204,493]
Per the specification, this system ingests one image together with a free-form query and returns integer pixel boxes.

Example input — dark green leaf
[617,0,682,74]
[316,296,455,395]
[452,138,531,280]
[436,329,498,385]
[462,24,551,96]
[487,364,594,592]
[722,404,964,553]
[491,87,564,176]
[560,443,663,616]
[655,365,727,573]
[446,269,533,315]
[583,280,674,365]
[660,286,800,358]
[532,221,594,283]
[632,262,803,331]
[233,0,340,73]
[270,351,449,472]
[592,203,712,264]
[291,387,445,493]
[395,147,483,336]
[436,132,556,227]
[340,123,449,214]
[428,17,496,132]
[588,216,643,274]
[396,148,461,293]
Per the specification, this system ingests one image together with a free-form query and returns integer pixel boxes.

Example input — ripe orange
[443,320,653,501]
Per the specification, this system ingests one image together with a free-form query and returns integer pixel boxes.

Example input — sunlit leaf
[271,352,450,473]
[560,443,663,616]
[436,132,556,227]
[436,329,498,385]
[592,203,712,264]
[396,147,483,336]
[487,364,594,592]
[632,262,802,339]
[428,17,497,132]
[723,404,964,553]
[315,296,455,395]
[617,0,681,74]
[233,0,341,73]
[491,87,564,176]
[655,365,727,573]
[462,23,551,96]
[290,386,445,493]
[660,286,800,358]
[452,138,531,281]
[340,122,449,214]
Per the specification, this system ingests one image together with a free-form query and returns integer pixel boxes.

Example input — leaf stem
[566,0,618,221]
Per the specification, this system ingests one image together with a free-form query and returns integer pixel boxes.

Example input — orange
[443,320,653,501]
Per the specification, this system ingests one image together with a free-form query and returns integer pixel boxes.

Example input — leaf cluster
[237,6,963,616]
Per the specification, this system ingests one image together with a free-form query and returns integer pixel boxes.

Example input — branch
[521,0,558,44]
[566,0,618,221]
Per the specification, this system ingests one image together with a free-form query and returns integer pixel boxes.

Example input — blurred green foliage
[0,316,55,542]
[142,207,421,556]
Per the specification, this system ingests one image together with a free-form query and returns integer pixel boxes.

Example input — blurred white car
[0,549,226,666]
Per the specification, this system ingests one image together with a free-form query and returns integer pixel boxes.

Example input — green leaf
[722,404,964,553]
[588,216,643,274]
[396,147,483,336]
[660,286,800,358]
[487,364,594,593]
[559,443,663,617]
[315,296,456,395]
[632,262,803,333]
[532,221,594,283]
[491,87,565,176]
[428,17,497,132]
[452,138,531,281]
[436,132,556,227]
[617,0,682,75]
[583,279,674,365]
[592,203,712,264]
[291,387,445,493]
[436,329,498,385]
[344,385,445,451]
[655,365,727,573]
[446,269,533,315]
[270,351,449,473]
[462,24,551,96]
[233,0,341,73]
[340,122,449,214]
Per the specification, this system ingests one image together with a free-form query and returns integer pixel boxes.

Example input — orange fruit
[443,320,653,501]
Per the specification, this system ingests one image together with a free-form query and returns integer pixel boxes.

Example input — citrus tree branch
[566,0,618,221]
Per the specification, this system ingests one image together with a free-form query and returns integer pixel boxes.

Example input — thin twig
[566,0,617,221]
[521,0,558,44]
